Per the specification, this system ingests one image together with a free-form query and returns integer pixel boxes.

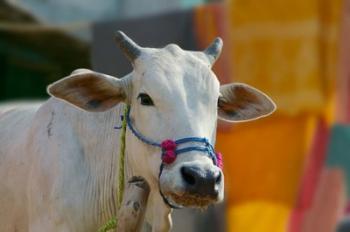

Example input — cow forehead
[133,45,219,92]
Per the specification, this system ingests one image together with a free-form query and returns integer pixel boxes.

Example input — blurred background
[1,0,350,231]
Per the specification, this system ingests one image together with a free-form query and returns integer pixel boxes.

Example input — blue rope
[175,137,209,144]
[125,107,161,147]
[118,107,218,166]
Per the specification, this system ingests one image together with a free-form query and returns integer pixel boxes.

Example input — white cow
[0,31,275,232]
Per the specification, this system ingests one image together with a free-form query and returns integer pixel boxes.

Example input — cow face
[47,31,276,208]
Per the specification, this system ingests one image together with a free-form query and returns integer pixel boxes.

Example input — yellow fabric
[227,201,291,232]
[226,0,341,116]
[217,114,315,206]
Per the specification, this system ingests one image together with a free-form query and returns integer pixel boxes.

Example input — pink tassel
[216,152,223,169]
[162,150,176,164]
[161,139,177,164]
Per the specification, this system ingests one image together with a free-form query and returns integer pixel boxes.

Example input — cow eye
[137,93,154,106]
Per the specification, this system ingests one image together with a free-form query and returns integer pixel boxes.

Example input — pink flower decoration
[216,152,223,169]
[161,139,177,151]
[162,150,176,164]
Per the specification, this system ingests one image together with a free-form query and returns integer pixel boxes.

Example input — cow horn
[204,37,223,66]
[114,31,141,63]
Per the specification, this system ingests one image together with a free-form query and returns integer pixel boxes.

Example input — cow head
[48,31,276,209]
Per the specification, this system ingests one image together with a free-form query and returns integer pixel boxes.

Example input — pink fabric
[300,168,346,232]
[345,202,350,215]
[287,119,330,232]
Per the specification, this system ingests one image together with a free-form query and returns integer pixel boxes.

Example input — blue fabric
[326,124,350,197]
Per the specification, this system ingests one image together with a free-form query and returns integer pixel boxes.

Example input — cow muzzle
[181,165,222,198]
[159,160,224,208]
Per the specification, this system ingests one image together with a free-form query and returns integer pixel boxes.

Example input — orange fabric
[193,4,231,84]
[227,201,291,232]
[336,0,350,123]
[217,114,314,206]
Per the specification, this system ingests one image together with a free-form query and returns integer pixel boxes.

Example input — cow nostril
[181,167,196,186]
[215,172,222,184]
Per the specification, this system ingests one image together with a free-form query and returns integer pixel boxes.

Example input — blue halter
[124,107,218,166]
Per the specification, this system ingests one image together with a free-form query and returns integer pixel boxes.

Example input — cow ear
[218,83,276,122]
[47,69,129,112]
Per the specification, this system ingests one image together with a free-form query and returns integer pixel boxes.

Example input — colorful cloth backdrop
[194,0,346,231]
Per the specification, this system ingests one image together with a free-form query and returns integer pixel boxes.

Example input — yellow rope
[117,106,128,208]
[98,105,129,232]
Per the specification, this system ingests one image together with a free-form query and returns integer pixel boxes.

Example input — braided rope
[98,106,128,232]
[117,106,128,208]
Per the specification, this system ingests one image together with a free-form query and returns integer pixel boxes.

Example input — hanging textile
[300,169,346,232]
[336,0,350,123]
[326,124,350,197]
[193,3,231,85]
[288,119,330,232]
[226,0,341,115]
[216,114,315,206]
[227,201,291,232]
